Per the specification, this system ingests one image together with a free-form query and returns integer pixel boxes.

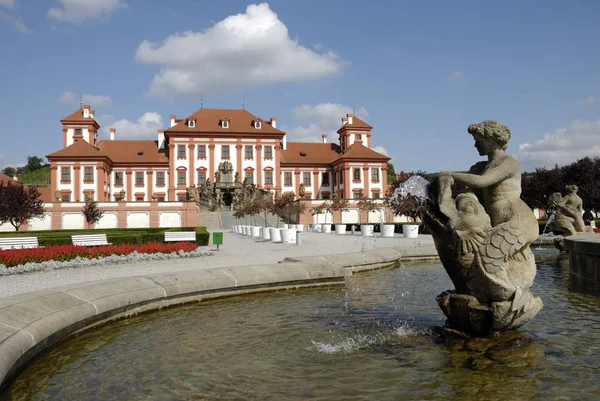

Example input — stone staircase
[198,211,222,230]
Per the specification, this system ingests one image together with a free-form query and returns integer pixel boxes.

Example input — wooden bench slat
[72,234,112,246]
[0,237,41,250]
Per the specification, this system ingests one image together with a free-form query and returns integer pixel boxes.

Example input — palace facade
[47,105,390,207]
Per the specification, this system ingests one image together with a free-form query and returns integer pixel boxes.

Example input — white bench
[0,237,41,250]
[72,234,112,246]
[164,231,197,242]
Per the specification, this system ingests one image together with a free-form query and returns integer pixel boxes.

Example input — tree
[24,156,48,173]
[356,190,378,224]
[81,197,104,229]
[387,162,396,183]
[0,181,45,231]
[274,192,306,224]
[330,193,349,224]
[1,166,16,177]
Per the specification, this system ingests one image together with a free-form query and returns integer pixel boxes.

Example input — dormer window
[221,120,229,129]
[300,152,307,157]
[254,121,262,129]
[188,120,196,128]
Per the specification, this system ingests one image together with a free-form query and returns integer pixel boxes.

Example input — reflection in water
[2,252,600,400]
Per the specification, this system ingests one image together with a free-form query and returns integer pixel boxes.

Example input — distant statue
[119,189,126,202]
[151,192,158,201]
[235,172,239,182]
[55,190,61,202]
[215,171,220,183]
[299,183,306,197]
[420,120,543,335]
[549,185,586,235]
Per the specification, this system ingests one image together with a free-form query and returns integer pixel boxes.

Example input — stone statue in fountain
[419,120,543,336]
[548,185,586,236]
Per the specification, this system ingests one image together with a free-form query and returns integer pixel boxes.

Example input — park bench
[164,231,197,243]
[0,237,41,250]
[72,234,112,246]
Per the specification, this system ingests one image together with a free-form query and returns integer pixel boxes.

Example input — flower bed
[0,242,199,268]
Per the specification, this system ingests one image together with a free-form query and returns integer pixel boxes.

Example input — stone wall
[564,233,600,289]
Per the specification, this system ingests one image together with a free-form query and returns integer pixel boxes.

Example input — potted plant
[380,188,397,238]
[311,203,325,232]
[321,200,333,233]
[389,191,425,239]
[330,193,349,235]
[357,190,377,236]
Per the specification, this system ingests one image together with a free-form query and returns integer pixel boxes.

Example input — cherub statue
[420,120,543,335]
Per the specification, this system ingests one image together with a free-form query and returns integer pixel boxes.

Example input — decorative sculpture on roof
[419,120,543,336]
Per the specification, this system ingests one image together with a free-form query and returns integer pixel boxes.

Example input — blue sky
[1,0,599,173]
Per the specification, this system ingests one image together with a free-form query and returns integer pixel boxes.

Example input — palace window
[353,193,361,199]
[136,172,144,186]
[178,195,186,201]
[157,196,165,202]
[265,171,273,185]
[62,194,70,202]
[245,145,253,159]
[198,171,206,185]
[355,134,362,141]
[74,129,82,136]
[156,172,165,185]
[198,145,206,159]
[61,167,70,182]
[264,146,272,159]
[303,172,311,185]
[84,167,93,182]
[371,169,379,182]
[178,145,185,159]
[245,171,253,184]
[136,195,144,202]
[222,145,230,159]
[188,120,196,128]
[353,168,361,182]
[254,121,262,129]
[322,172,329,186]
[221,120,229,129]
[373,192,380,199]
[284,172,292,186]
[115,172,123,185]
[340,172,344,184]
[178,171,185,185]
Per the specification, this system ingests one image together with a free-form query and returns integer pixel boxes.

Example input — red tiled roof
[336,115,372,133]
[60,108,98,125]
[166,108,283,135]
[281,142,342,165]
[335,142,390,162]
[98,140,169,164]
[46,140,104,159]
[0,173,18,185]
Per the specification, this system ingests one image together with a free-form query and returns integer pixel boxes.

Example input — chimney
[90,109,95,119]
[83,105,90,118]
[322,134,327,143]
[342,117,348,125]
[282,133,287,151]
[270,117,277,129]
[346,113,353,125]
[109,128,115,141]
[170,115,176,127]
[158,129,165,149]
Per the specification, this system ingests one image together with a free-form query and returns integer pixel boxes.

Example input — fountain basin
[564,233,600,289]
[0,247,434,392]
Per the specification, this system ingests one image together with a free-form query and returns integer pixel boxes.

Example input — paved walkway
[0,231,438,298]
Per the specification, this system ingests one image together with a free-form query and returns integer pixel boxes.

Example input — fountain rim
[0,247,438,393]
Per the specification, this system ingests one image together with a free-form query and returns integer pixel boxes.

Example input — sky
[1,0,599,173]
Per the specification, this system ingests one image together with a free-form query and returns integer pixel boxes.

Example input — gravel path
[0,231,436,298]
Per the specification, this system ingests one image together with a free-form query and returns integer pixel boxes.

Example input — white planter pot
[403,224,419,238]
[322,224,332,233]
[295,224,304,232]
[270,228,282,242]
[361,224,374,237]
[282,223,289,230]
[314,224,322,233]
[251,226,261,237]
[335,224,346,235]
[242,226,248,235]
[245,226,252,236]
[289,224,296,230]
[261,227,271,240]
[281,228,296,244]
[380,224,395,238]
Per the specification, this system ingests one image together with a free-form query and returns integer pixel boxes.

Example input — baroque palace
[36,104,390,229]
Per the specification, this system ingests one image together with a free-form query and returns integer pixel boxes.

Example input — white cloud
[58,91,112,108]
[283,102,369,143]
[48,0,126,24]
[0,5,31,33]
[372,145,390,156]
[0,0,16,9]
[583,96,596,105]
[134,3,343,98]
[99,112,163,140]
[448,71,465,83]
[515,118,600,171]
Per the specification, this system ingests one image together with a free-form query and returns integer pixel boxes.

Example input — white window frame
[188,120,196,128]
[222,120,229,129]
[254,121,262,129]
